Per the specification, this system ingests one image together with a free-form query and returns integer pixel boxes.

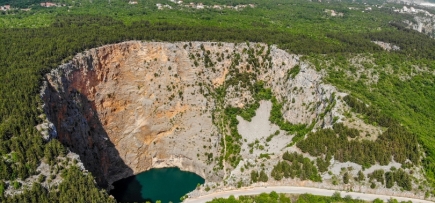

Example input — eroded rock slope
[41,41,357,189]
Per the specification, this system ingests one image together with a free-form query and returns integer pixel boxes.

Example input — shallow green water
[110,167,204,203]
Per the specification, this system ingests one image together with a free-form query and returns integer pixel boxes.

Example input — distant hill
[0,0,45,7]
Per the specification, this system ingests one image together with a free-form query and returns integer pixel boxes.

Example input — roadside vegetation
[207,191,377,203]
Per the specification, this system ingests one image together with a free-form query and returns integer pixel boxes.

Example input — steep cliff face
[42,42,228,188]
[41,41,340,188]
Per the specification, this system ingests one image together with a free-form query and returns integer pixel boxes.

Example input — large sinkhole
[41,41,227,191]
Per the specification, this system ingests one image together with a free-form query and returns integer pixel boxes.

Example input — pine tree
[343,172,350,184]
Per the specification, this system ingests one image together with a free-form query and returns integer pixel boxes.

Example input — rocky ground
[38,41,431,201]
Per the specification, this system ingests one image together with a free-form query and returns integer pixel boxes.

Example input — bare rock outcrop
[41,41,339,189]
[42,42,225,188]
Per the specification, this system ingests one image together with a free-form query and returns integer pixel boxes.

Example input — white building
[196,3,204,9]
[410,7,415,13]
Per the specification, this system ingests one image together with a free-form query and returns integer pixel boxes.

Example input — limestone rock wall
[41,41,339,188]
[42,41,226,187]
[259,47,340,127]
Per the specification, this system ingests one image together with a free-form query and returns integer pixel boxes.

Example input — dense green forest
[271,152,321,182]
[1,0,435,201]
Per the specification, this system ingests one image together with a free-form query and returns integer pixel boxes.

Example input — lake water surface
[110,167,204,203]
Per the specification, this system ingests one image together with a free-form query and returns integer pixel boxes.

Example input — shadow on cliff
[111,175,153,203]
[42,82,136,192]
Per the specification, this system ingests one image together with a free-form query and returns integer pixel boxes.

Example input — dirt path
[184,186,432,203]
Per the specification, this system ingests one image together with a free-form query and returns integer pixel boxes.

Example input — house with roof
[40,2,57,7]
[0,4,11,11]
[196,3,204,9]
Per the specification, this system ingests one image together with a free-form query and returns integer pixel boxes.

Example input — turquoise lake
[110,167,205,203]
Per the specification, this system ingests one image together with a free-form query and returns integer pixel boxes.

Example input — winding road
[184,186,433,203]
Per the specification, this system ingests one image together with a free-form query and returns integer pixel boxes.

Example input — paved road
[185,186,433,203]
